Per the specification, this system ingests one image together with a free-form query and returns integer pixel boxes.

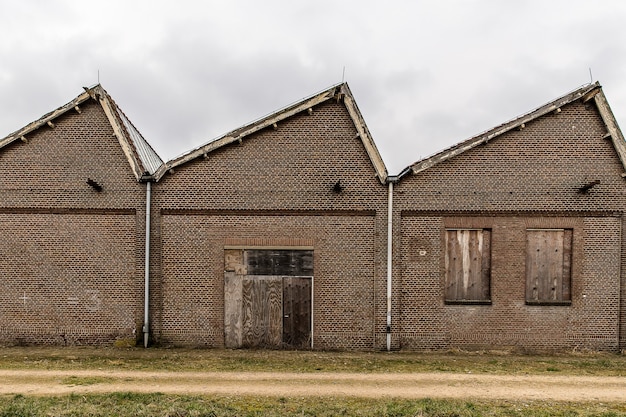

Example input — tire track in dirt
[1,370,625,401]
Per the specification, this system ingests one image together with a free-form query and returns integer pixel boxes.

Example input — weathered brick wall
[5,86,624,353]
[394,99,626,352]
[159,215,376,348]
[0,101,147,345]
[152,100,388,349]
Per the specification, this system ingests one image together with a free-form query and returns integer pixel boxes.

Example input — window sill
[525,300,572,306]
[445,300,492,306]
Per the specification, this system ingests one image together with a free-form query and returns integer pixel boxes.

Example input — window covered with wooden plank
[245,249,313,276]
[525,229,572,305]
[444,229,491,304]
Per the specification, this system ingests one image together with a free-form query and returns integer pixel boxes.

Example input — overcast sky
[2,0,626,174]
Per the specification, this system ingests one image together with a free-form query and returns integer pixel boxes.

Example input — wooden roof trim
[155,83,388,183]
[341,85,387,184]
[95,86,145,181]
[593,90,626,174]
[0,90,92,150]
[407,82,602,176]
[1,85,162,181]
[155,86,338,180]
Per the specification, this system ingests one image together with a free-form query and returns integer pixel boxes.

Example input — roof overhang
[402,82,608,179]
[0,90,93,150]
[155,83,388,183]
[0,85,163,181]
[591,89,626,174]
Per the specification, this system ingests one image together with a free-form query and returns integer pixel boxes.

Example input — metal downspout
[386,180,394,351]
[143,181,152,348]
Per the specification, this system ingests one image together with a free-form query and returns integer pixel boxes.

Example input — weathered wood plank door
[241,276,283,348]
[224,272,243,348]
[224,249,313,349]
[282,277,311,349]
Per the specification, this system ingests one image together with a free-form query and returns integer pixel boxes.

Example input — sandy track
[1,370,625,401]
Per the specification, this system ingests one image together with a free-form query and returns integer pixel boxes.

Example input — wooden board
[224,272,243,348]
[245,250,313,276]
[526,229,571,302]
[224,249,245,274]
[445,229,491,301]
[241,276,283,348]
[224,249,313,349]
[561,229,572,301]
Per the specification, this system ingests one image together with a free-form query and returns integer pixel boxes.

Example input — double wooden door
[224,249,313,349]
[225,275,311,349]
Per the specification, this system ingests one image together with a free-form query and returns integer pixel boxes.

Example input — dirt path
[1,369,625,401]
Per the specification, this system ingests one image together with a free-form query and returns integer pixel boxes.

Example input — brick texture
[0,101,147,345]
[395,100,626,352]
[2,86,625,353]
[151,100,388,349]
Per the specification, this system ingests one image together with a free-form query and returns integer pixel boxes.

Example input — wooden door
[282,277,311,349]
[224,249,313,349]
[241,276,283,348]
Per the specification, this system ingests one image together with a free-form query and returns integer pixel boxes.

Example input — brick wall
[152,100,388,349]
[159,214,376,348]
[394,99,626,352]
[3,86,624,353]
[0,101,147,345]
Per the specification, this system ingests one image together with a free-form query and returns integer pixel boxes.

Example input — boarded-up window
[245,250,313,276]
[526,229,572,305]
[444,229,491,303]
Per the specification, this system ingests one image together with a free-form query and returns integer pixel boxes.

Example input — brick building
[1,81,625,352]
[393,82,626,352]
[0,86,162,345]
[149,84,389,349]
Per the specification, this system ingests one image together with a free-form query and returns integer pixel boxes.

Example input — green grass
[1,393,626,417]
[1,347,625,416]
[0,346,625,376]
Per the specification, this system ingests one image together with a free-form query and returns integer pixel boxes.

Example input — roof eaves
[592,89,626,174]
[407,82,602,176]
[0,89,93,150]
[155,83,389,184]
[94,86,164,180]
[340,83,388,184]
[94,86,144,180]
[98,87,163,177]
[154,83,343,181]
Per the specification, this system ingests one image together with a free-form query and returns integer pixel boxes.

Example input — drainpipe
[143,180,152,348]
[386,177,396,352]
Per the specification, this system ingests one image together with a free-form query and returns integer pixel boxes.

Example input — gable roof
[155,83,388,183]
[401,82,626,179]
[0,85,163,181]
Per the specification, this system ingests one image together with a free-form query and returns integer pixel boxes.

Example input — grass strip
[0,347,624,376]
[1,393,626,417]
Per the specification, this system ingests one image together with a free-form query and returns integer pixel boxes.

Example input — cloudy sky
[2,0,626,174]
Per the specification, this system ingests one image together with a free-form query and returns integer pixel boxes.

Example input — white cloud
[2,0,626,174]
